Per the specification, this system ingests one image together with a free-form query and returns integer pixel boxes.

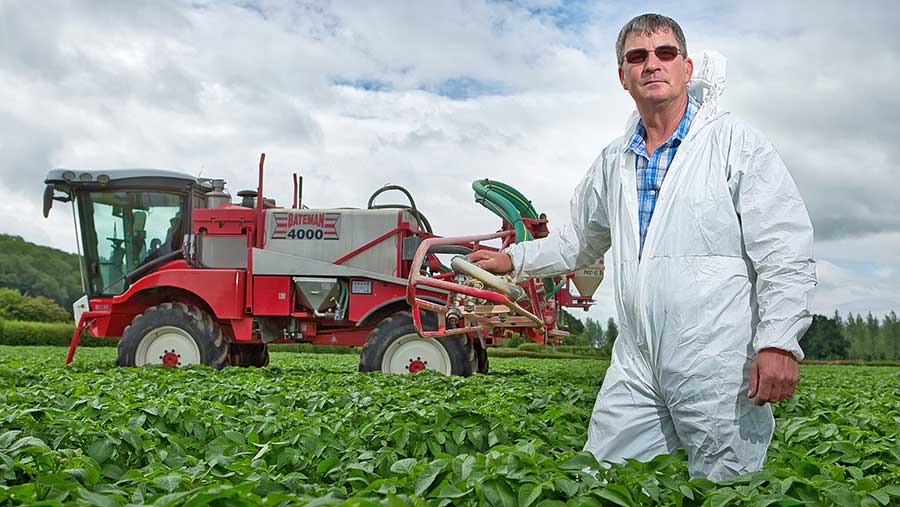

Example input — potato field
[0,346,898,506]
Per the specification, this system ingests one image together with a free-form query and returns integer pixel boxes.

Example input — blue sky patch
[494,0,595,31]
[332,79,392,92]
[429,77,511,100]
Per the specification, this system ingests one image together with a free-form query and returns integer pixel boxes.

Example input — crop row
[0,346,898,506]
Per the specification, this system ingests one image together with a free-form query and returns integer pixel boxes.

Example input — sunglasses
[623,45,682,64]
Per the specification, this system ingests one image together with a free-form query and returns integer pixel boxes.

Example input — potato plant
[0,346,898,506]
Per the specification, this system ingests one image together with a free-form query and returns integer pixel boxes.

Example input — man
[468,13,816,481]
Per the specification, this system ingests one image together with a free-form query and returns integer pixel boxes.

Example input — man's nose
[643,52,663,72]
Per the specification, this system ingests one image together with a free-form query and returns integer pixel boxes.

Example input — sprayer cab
[43,168,214,298]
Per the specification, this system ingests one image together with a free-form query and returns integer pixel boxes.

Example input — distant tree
[562,333,589,346]
[560,309,585,335]
[599,317,618,356]
[845,313,866,359]
[880,311,899,361]
[582,318,604,349]
[802,314,849,360]
[0,288,71,323]
[865,312,880,360]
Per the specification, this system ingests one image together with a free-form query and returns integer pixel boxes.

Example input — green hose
[472,179,537,243]
[472,179,556,299]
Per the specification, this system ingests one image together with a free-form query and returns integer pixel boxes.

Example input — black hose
[367,184,433,234]
[427,245,473,256]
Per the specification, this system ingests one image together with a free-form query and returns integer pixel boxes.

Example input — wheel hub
[381,333,452,374]
[135,326,201,367]
[407,358,427,373]
[160,350,181,367]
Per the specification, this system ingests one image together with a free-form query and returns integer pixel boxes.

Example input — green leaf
[101,463,124,481]
[78,488,122,507]
[559,452,599,471]
[707,491,739,507]
[153,473,182,493]
[481,479,517,507]
[870,490,891,506]
[518,483,543,507]
[316,457,340,476]
[880,484,900,497]
[415,459,449,496]
[252,443,270,462]
[595,484,634,507]
[822,482,862,506]
[86,438,114,464]
[390,458,418,475]
[436,484,470,498]
[456,454,476,482]
[554,478,579,498]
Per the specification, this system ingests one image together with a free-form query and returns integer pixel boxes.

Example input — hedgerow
[0,320,114,347]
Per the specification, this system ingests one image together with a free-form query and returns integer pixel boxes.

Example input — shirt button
[649,190,657,195]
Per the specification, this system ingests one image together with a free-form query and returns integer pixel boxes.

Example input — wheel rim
[135,326,201,366]
[381,333,452,374]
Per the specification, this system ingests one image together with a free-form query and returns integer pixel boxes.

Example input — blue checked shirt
[627,95,700,256]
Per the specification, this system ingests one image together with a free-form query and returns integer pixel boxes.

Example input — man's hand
[466,250,513,274]
[748,348,799,405]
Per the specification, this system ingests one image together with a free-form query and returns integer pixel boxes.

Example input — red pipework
[255,153,265,248]
[407,232,544,337]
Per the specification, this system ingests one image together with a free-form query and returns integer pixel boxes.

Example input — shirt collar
[627,94,700,155]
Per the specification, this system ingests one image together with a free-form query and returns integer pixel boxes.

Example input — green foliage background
[0,288,70,323]
[0,234,82,311]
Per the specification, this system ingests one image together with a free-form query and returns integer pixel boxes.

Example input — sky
[1,0,899,327]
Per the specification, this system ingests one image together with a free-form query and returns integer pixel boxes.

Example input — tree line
[804,311,900,361]
[564,311,900,361]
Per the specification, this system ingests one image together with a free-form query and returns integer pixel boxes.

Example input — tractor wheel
[117,303,229,369]
[359,311,476,376]
[475,339,489,375]
[229,343,270,367]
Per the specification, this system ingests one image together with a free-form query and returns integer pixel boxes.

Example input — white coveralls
[506,52,816,481]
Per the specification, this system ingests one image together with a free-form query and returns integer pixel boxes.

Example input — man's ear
[618,66,628,90]
[684,57,693,83]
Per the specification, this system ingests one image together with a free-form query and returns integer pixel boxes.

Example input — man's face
[618,29,693,107]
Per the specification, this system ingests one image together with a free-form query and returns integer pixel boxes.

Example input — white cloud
[1,0,898,324]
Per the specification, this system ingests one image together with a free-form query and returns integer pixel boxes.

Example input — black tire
[229,343,270,367]
[117,302,229,369]
[475,339,489,374]
[359,311,476,376]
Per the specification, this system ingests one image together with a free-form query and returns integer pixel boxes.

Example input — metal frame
[406,232,544,338]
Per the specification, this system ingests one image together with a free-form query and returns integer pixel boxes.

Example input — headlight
[73,294,89,325]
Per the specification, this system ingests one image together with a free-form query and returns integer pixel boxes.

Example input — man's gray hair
[615,14,687,67]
